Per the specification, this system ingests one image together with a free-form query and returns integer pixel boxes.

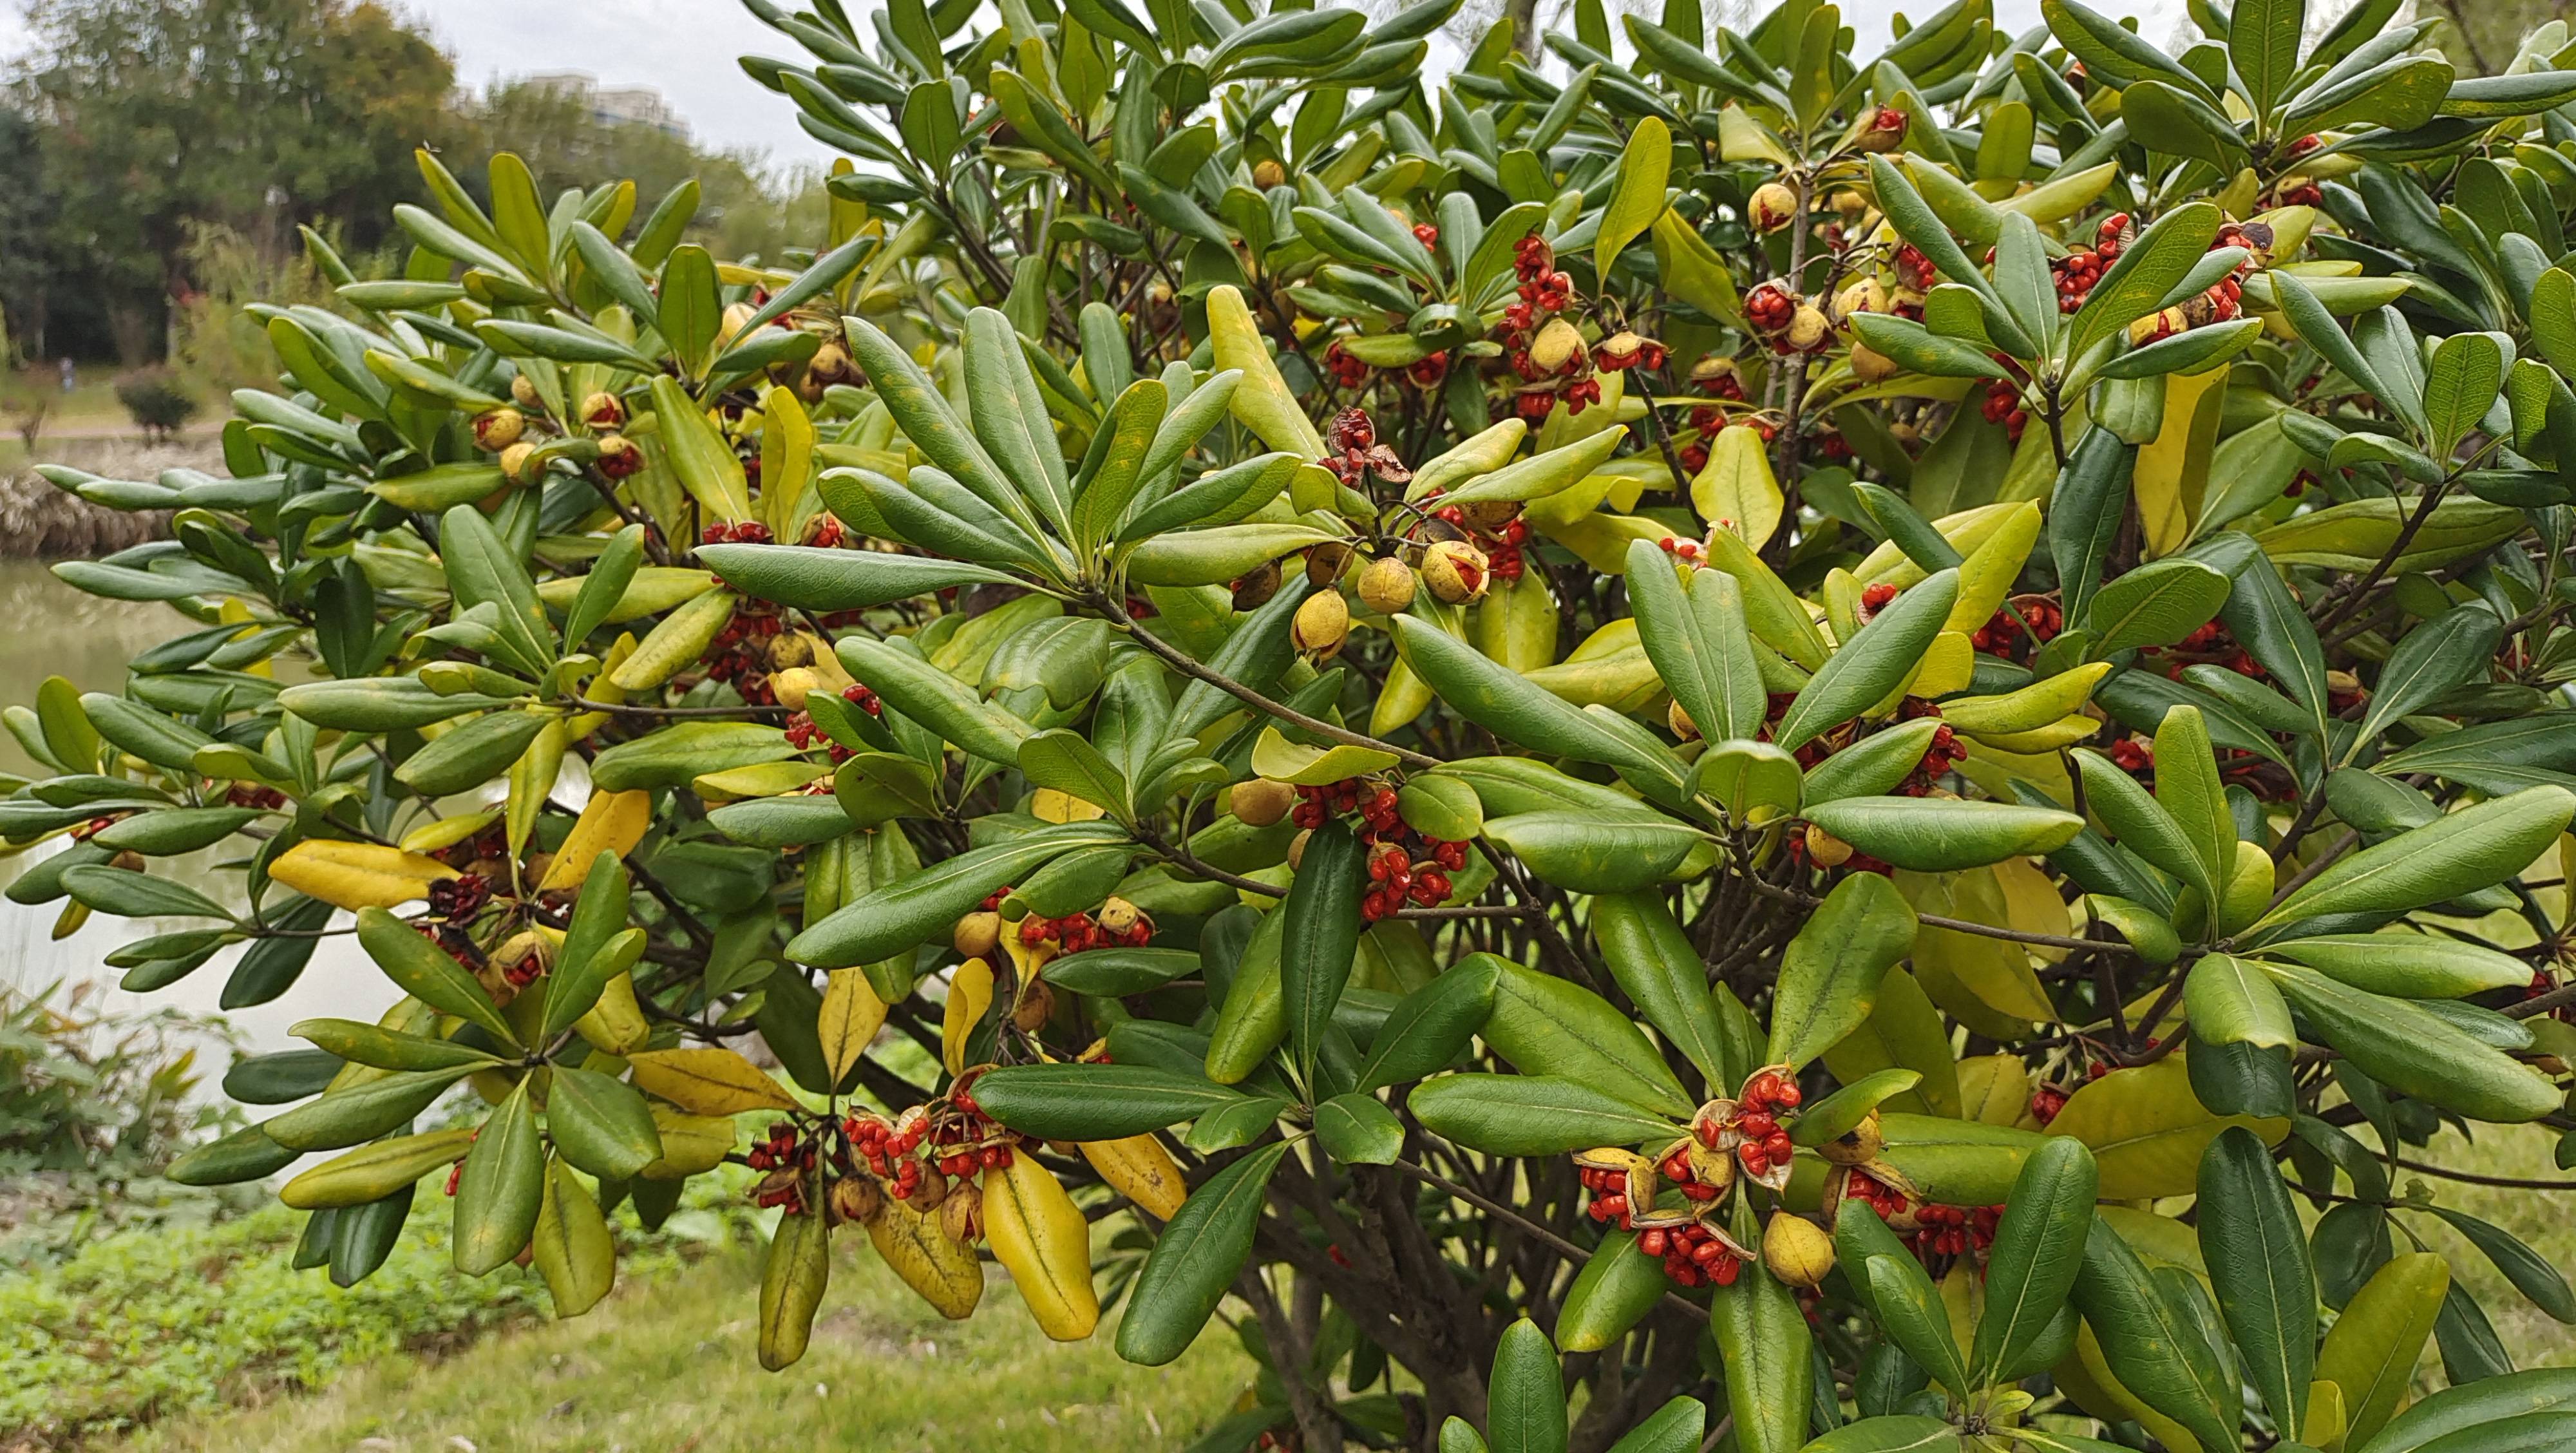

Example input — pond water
[0,560,392,1058]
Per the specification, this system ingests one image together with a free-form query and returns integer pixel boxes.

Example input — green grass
[109,1240,1257,1453]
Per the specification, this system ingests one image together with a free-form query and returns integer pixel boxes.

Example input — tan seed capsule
[954,911,1001,959]
[509,373,540,408]
[1231,560,1282,611]
[499,442,538,485]
[912,1165,949,1211]
[1457,499,1522,535]
[1293,591,1350,658]
[1305,540,1356,588]
[472,408,525,451]
[1230,778,1296,827]
[1668,699,1700,741]
[1763,1211,1837,1288]
[1096,897,1142,935]
[719,300,759,348]
[1833,276,1888,320]
[580,392,625,430]
[1530,317,1585,374]
[1287,828,1312,871]
[1012,980,1055,1033]
[1849,341,1900,383]
[1421,540,1490,603]
[1820,1110,1884,1166]
[940,1180,983,1243]
[1787,303,1832,352]
[1750,180,1799,233]
[1253,158,1287,190]
[808,341,854,385]
[829,1175,884,1226]
[1357,555,1417,614]
[1804,823,1853,868]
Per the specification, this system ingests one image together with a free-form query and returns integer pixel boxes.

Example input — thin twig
[1387,1159,1709,1324]
[1101,594,1441,768]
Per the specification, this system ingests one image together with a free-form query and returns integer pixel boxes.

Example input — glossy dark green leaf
[1118,1140,1292,1365]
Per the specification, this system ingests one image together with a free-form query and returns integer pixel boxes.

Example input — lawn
[108,1240,1256,1453]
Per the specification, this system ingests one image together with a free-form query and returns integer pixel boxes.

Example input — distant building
[523,71,692,140]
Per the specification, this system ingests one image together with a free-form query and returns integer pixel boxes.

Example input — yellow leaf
[1595,116,1672,277]
[2137,365,2230,559]
[1032,788,1110,822]
[2043,1054,2286,1199]
[1251,726,1401,786]
[761,385,817,542]
[640,1108,737,1178]
[537,790,652,893]
[1207,285,1326,460]
[1942,500,2041,634]
[269,839,457,910]
[943,957,995,1077]
[2316,1256,2447,1452]
[627,1047,800,1115]
[1900,868,2056,1031]
[1689,424,1785,549]
[819,967,887,1083]
[1955,1054,2032,1126]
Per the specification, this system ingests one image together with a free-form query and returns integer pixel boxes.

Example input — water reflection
[0,562,392,1054]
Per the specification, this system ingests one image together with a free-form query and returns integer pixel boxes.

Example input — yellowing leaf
[1956,1053,2033,1126]
[1943,500,2041,634]
[819,967,887,1083]
[269,839,457,911]
[1690,425,1785,548]
[761,385,818,542]
[627,1047,800,1115]
[1032,788,1110,822]
[943,956,995,1076]
[538,789,652,892]
[2043,1054,2286,1199]
[2136,364,2229,559]
[649,376,754,524]
[1251,726,1401,786]
[1208,285,1326,460]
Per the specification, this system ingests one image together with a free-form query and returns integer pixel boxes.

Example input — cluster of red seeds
[1892,699,1967,797]
[1593,334,1668,374]
[1970,600,2061,656]
[1731,1069,1801,1176]
[697,607,788,706]
[1842,1166,1906,1220]
[1745,280,1797,335]
[1017,904,1152,951]
[2526,970,2572,1023]
[1912,1203,2002,1259]
[1495,236,1600,420]
[225,783,286,810]
[1651,1222,1743,1287]
[1325,408,1411,489]
[1655,534,1706,562]
[1321,340,1370,390]
[1893,243,1937,292]
[443,1127,480,1196]
[749,1122,819,1211]
[2134,222,2269,344]
[1428,501,1530,582]
[2107,739,2154,781]
[931,1080,1015,1178]
[846,1114,927,1200]
[1289,779,1469,920]
[426,871,492,920]
[2029,1084,2070,1124]
[699,521,774,546]
[1981,370,2030,444]
[2050,212,2132,314]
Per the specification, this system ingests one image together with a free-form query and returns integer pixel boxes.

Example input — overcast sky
[0,0,2162,173]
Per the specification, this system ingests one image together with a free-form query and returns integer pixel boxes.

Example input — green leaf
[973,1062,1250,1139]
[2087,558,2231,654]
[2257,960,2562,1123]
[2120,79,2251,169]
[1116,1141,1292,1365]
[1594,119,1670,278]
[531,1157,616,1318]
[1591,891,1736,1088]
[1801,796,2083,872]
[453,1081,545,1275]
[1282,819,1365,1085]
[1767,872,1917,1072]
[1625,540,1764,741]
[60,866,232,922]
[1971,1137,2098,1385]
[1315,1092,1405,1164]
[788,821,1124,967]
[2428,1208,2576,1323]
[756,1193,830,1371]
[2154,705,2235,911]
[2230,0,2306,119]
[1356,954,1502,1092]
[2260,786,2575,928]
[1848,313,2013,380]
[1557,1230,1671,1354]
[2354,604,2502,748]
[1482,962,1694,1116]
[355,906,518,1047]
[694,544,1018,611]
[1776,568,1961,751]
[1409,1074,1680,1155]
[544,1065,662,1181]
[1713,1221,1814,1453]
[2072,203,2222,357]
[2072,1213,2239,1453]
[259,1065,476,1152]
[1867,1253,1971,1398]
[1391,616,1682,790]
[1489,1316,1570,1453]
[2423,330,2507,459]
[2361,1368,2576,1453]
[1483,811,1703,893]
[2199,1125,2317,1439]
